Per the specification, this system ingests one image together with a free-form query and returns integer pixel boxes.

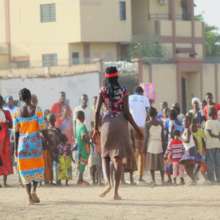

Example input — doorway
[180,72,201,113]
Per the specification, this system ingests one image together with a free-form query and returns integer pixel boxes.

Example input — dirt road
[1,174,220,220]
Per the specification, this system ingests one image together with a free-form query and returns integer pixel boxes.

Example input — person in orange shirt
[203,92,220,120]
[51,92,74,145]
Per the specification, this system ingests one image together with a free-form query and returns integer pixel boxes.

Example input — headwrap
[191,97,201,106]
[105,66,119,79]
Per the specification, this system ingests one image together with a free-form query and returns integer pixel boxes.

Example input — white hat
[192,97,201,106]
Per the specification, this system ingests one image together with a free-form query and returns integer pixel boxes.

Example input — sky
[195,0,220,30]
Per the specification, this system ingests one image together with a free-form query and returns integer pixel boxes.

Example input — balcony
[159,20,203,38]
[132,19,203,42]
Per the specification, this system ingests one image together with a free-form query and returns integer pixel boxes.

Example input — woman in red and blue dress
[15,88,45,204]
[94,66,143,200]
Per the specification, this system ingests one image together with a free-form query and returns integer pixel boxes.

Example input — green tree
[128,40,165,59]
[195,15,220,56]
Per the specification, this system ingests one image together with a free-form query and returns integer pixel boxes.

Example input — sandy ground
[1,173,220,220]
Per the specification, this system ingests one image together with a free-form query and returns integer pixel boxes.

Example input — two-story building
[1,0,203,67]
[1,0,132,67]
[1,0,220,111]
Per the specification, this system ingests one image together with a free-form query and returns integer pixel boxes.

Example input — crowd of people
[1,66,220,204]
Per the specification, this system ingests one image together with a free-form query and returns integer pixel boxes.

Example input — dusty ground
[1,174,220,220]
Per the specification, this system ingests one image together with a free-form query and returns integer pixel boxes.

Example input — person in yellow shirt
[192,119,207,181]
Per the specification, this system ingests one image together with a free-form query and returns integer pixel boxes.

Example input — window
[71,52,80,65]
[42,53,58,67]
[40,4,56,23]
[16,61,30,69]
[119,0,126,20]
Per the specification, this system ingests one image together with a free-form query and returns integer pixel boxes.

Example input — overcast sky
[195,0,220,30]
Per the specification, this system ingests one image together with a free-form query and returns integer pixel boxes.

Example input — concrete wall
[202,64,215,98]
[69,43,84,63]
[0,0,6,44]
[0,72,100,110]
[149,0,169,19]
[0,0,9,68]
[152,64,178,109]
[69,42,118,62]
[176,21,191,37]
[148,0,182,19]
[194,21,203,38]
[80,0,132,42]
[160,20,172,36]
[143,63,178,109]
[142,63,220,110]
[200,64,220,103]
[0,54,9,69]
[90,43,118,61]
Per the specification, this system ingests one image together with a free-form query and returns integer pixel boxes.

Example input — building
[0,0,10,68]
[132,0,219,111]
[1,0,203,67]
[1,0,132,68]
[0,0,219,111]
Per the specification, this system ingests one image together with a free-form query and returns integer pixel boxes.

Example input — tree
[195,15,220,57]
[128,40,165,59]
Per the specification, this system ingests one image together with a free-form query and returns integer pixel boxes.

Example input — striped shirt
[165,139,185,162]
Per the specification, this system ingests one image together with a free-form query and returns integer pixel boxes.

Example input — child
[76,111,90,185]
[57,135,73,186]
[165,130,185,185]
[88,141,99,185]
[145,107,164,185]
[192,119,208,181]
[92,133,103,185]
[180,114,196,184]
[164,109,184,184]
[41,132,53,185]
[163,157,173,184]
[44,114,66,185]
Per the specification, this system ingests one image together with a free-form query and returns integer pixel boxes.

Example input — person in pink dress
[0,95,13,187]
